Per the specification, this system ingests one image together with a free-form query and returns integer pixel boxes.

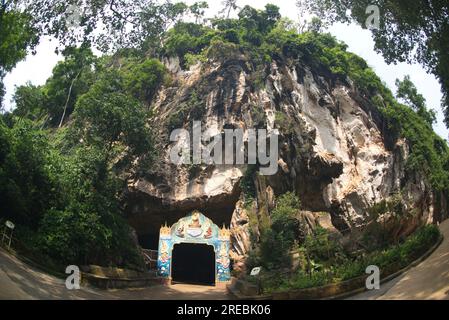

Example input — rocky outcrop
[123,55,448,267]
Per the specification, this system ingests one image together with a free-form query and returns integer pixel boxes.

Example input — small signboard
[5,221,14,230]
[250,267,261,276]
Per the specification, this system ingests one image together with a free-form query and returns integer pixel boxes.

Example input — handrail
[141,249,158,270]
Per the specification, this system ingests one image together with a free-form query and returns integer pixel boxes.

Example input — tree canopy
[303,0,449,126]
[1,2,448,271]
[0,0,39,106]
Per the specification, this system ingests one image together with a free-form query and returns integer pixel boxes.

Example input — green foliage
[274,111,295,134]
[382,102,449,191]
[239,165,257,205]
[28,0,207,54]
[367,193,404,219]
[305,0,449,126]
[1,52,158,268]
[12,46,97,127]
[395,75,436,125]
[0,9,37,72]
[0,6,39,104]
[38,147,142,267]
[188,90,205,120]
[258,224,440,293]
[271,192,301,221]
[163,4,283,68]
[166,90,205,132]
[250,103,267,129]
[205,39,241,64]
[32,68,154,267]
[258,192,301,270]
[0,118,56,229]
[304,226,342,262]
[123,58,167,103]
[167,109,187,132]
[12,83,47,121]
[70,69,154,170]
[258,228,293,270]
[184,52,207,69]
[164,22,215,67]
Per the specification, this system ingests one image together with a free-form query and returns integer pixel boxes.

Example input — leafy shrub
[256,192,301,270]
[304,226,343,262]
[261,224,440,293]
[259,228,293,270]
[250,103,267,129]
[240,164,257,204]
[123,58,167,103]
[166,90,205,132]
[0,118,56,229]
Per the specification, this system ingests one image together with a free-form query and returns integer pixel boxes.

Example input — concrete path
[349,219,449,300]
[0,248,229,300]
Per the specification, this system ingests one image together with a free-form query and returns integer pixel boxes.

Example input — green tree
[0,118,56,229]
[305,0,449,126]
[189,1,208,24]
[38,69,155,267]
[259,192,301,270]
[123,58,167,104]
[69,68,154,171]
[395,75,436,125]
[12,83,47,121]
[44,46,97,127]
[13,46,98,128]
[0,1,38,105]
[27,0,208,53]
[38,146,142,266]
[220,0,239,19]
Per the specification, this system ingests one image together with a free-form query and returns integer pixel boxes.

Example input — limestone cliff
[123,54,448,268]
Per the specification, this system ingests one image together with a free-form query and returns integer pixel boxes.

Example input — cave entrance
[171,243,215,286]
[157,211,231,286]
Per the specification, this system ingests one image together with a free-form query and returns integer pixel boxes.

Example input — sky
[3,0,448,140]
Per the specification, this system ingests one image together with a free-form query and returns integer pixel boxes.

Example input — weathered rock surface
[123,55,448,267]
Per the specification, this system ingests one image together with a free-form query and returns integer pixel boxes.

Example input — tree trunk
[58,70,81,128]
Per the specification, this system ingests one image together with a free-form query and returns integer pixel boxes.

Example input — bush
[304,226,342,262]
[123,58,167,103]
[259,228,293,270]
[0,118,56,229]
[260,224,440,293]
[255,192,301,270]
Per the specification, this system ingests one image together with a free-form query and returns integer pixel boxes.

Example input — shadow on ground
[0,249,230,300]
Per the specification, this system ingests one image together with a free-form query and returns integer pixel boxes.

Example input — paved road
[0,248,229,300]
[349,219,449,300]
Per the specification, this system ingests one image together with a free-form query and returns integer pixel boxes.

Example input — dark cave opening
[138,233,160,250]
[171,243,216,286]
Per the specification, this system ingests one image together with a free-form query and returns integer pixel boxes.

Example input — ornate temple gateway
[157,211,231,286]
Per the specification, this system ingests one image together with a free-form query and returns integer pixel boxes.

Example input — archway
[171,243,215,285]
[157,211,231,286]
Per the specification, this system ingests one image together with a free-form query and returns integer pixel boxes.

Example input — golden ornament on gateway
[188,211,202,228]
[219,225,231,240]
[160,223,171,237]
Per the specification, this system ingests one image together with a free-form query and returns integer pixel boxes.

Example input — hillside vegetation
[1,4,447,271]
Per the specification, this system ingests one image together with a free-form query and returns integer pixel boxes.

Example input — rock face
[124,55,448,266]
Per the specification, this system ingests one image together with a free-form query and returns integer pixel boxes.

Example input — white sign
[5,220,15,229]
[250,267,261,276]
